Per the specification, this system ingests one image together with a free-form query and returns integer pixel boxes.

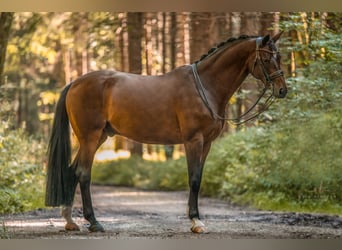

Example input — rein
[191,37,283,125]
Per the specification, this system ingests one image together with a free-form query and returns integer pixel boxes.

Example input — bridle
[252,37,284,86]
[191,37,284,125]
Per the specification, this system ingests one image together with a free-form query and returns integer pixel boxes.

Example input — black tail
[45,84,77,207]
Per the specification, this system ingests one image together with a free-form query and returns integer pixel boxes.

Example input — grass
[92,156,188,191]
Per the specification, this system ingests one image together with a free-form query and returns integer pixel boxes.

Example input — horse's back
[69,67,190,95]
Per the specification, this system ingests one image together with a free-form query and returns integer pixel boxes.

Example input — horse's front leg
[185,137,212,233]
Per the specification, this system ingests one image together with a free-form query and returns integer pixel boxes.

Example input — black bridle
[253,37,284,86]
[191,37,284,125]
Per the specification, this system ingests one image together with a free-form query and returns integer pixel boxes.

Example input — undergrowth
[202,106,342,215]
[92,156,187,191]
[0,125,46,214]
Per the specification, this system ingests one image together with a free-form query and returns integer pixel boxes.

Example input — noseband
[191,37,283,125]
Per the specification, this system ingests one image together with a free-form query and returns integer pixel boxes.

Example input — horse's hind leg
[77,130,108,232]
[62,130,108,232]
[61,151,81,231]
[61,205,79,231]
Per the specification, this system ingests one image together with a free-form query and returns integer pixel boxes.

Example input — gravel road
[1,185,342,239]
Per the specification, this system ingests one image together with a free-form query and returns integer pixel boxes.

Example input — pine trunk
[0,12,14,85]
[127,12,144,157]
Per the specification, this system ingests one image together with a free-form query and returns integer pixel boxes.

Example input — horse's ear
[262,35,270,46]
[272,31,284,43]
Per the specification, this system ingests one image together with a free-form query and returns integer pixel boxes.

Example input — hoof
[191,218,207,234]
[65,222,80,231]
[88,221,105,232]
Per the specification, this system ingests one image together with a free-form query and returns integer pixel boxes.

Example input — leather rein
[191,37,284,125]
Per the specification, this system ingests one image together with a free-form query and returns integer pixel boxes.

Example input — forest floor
[1,185,342,239]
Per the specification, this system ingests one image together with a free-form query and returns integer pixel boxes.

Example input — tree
[267,12,342,123]
[189,12,213,63]
[0,12,14,86]
[127,12,144,157]
[4,12,45,133]
[0,12,15,129]
[70,12,89,78]
[260,12,279,36]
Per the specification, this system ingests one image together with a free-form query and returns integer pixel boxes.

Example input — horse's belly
[109,109,184,145]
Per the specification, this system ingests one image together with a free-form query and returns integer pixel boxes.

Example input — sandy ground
[1,185,342,239]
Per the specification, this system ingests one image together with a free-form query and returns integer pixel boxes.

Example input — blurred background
[0,12,341,215]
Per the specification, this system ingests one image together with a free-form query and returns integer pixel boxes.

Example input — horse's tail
[45,84,77,207]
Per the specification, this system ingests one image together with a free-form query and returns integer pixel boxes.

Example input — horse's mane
[195,35,258,64]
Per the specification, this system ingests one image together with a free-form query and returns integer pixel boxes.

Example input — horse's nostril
[279,88,287,97]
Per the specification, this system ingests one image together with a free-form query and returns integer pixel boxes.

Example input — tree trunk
[161,12,167,74]
[144,12,153,75]
[190,12,213,63]
[170,12,177,69]
[326,12,342,32]
[127,12,144,157]
[0,12,14,85]
[163,12,179,159]
[127,12,143,74]
[238,12,262,128]
[118,13,129,72]
[72,13,89,77]
[260,12,275,36]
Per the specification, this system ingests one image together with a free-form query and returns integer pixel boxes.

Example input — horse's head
[248,32,287,98]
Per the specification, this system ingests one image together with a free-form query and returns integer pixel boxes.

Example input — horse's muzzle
[277,87,287,98]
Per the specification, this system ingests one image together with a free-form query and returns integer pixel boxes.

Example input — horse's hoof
[65,222,80,231]
[191,218,207,234]
[88,222,105,232]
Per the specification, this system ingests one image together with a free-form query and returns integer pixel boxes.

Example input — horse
[45,32,287,234]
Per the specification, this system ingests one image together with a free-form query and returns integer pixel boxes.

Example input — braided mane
[195,35,257,64]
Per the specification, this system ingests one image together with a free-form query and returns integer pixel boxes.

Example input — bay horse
[45,33,287,233]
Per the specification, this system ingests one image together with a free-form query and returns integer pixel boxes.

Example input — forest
[0,12,341,215]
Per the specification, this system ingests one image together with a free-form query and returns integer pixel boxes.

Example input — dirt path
[1,185,342,239]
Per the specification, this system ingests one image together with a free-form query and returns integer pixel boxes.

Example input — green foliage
[0,125,46,214]
[265,12,342,125]
[201,106,342,214]
[279,12,342,66]
[4,13,122,136]
[92,156,188,191]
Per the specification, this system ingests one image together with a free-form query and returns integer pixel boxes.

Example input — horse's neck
[197,41,254,113]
